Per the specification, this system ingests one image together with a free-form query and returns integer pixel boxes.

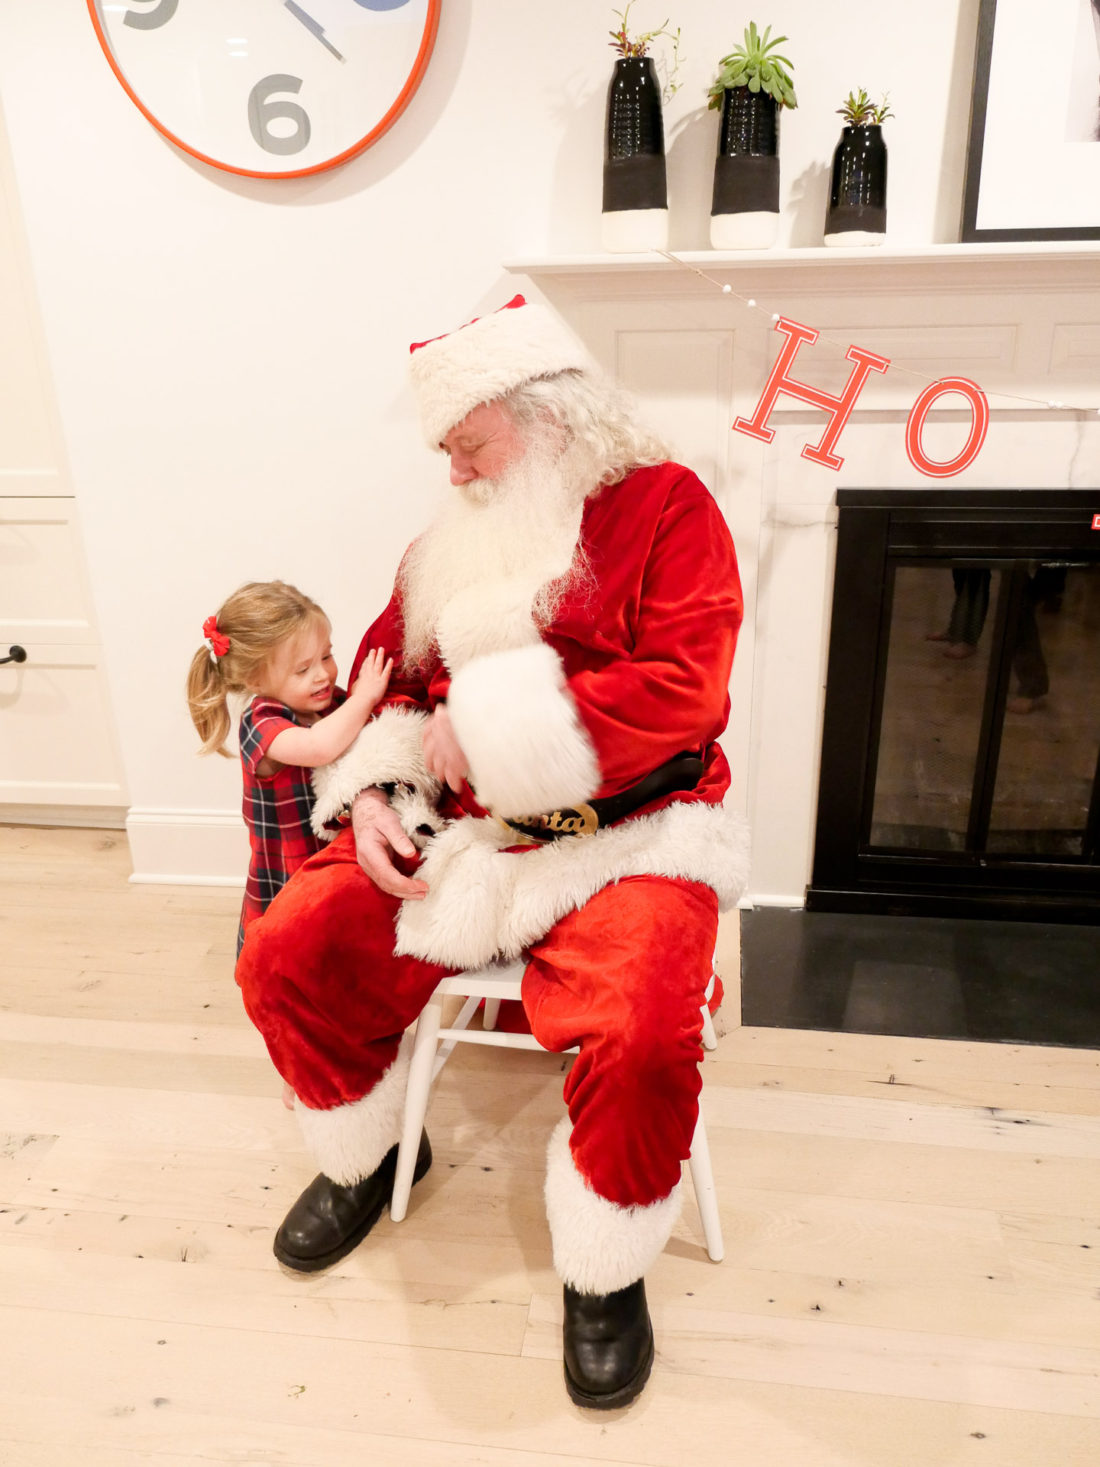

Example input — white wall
[0,0,997,885]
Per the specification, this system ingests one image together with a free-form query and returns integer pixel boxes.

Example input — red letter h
[734,317,891,471]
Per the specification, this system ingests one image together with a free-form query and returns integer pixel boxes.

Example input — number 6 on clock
[87,0,442,178]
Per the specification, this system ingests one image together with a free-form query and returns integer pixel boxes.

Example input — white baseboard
[133,871,245,888]
[126,808,249,885]
[742,892,806,909]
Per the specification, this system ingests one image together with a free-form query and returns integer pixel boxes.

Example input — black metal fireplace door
[809,489,1100,922]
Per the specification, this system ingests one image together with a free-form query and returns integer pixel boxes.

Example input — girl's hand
[348,647,393,711]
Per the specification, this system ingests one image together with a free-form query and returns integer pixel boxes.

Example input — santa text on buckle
[500,803,600,844]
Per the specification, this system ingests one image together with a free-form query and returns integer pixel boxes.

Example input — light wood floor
[1,825,1098,1466]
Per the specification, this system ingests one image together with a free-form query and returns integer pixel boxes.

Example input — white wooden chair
[390,960,725,1261]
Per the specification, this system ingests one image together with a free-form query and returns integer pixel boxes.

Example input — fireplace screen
[810,492,1100,921]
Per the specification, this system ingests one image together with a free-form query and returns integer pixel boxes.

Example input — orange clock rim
[86,0,443,179]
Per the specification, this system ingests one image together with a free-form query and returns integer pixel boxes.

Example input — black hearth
[808,489,1100,923]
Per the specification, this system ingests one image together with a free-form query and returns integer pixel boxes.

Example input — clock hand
[283,0,345,61]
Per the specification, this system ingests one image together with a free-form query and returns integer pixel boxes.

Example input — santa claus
[236,294,748,1409]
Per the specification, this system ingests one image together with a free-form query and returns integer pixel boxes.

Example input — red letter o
[905,377,989,478]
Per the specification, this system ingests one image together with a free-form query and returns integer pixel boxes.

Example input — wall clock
[87,0,442,179]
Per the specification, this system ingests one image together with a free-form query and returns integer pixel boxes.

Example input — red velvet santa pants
[236,828,718,1211]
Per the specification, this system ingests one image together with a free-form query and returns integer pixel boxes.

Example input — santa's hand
[422,704,469,793]
[351,787,429,900]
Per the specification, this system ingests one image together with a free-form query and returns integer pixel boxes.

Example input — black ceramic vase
[824,124,887,245]
[601,55,668,252]
[710,87,780,249]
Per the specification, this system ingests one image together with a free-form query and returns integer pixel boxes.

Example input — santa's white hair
[504,370,669,487]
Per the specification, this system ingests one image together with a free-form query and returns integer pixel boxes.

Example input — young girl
[186,579,391,955]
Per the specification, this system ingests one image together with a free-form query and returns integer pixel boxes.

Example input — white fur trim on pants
[545,1117,682,1294]
[446,642,599,819]
[395,798,750,971]
[311,706,440,835]
[293,1032,412,1185]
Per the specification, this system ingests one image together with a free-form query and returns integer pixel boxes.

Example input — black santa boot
[273,1130,432,1273]
[562,1277,654,1409]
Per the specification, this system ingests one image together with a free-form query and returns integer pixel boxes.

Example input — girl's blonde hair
[186,580,329,757]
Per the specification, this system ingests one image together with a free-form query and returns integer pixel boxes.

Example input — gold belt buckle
[497,801,600,843]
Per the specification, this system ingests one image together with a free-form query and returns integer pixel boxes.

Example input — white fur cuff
[445,643,599,819]
[310,706,440,835]
[294,1033,412,1185]
[545,1117,682,1293]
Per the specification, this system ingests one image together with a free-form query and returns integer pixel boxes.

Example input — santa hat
[408,294,591,449]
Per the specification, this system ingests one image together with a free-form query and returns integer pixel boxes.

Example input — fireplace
[808,489,1100,922]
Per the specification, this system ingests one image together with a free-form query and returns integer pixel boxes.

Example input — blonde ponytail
[186,647,235,757]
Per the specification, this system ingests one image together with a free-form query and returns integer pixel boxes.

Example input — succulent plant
[707,22,797,110]
[837,88,894,126]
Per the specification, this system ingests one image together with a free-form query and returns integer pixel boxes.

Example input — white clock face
[88,0,440,177]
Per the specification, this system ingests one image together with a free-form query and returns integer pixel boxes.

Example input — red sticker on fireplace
[1093,514,1100,530]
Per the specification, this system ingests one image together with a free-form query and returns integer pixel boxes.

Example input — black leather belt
[501,750,705,844]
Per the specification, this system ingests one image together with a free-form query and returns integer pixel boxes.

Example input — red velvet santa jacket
[311,462,750,971]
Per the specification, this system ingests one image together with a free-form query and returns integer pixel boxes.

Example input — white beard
[399,431,598,673]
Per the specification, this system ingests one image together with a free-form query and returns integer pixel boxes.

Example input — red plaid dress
[236,692,345,954]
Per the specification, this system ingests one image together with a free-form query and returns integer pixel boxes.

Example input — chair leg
[482,997,501,1030]
[700,1002,718,1052]
[391,993,444,1223]
[687,1099,724,1262]
[433,994,481,1081]
[700,968,719,1051]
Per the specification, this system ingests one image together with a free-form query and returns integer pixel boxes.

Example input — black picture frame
[961,0,1100,242]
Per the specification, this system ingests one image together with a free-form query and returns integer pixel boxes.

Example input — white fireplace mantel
[506,243,1100,413]
[504,243,1100,910]
[507,242,1100,299]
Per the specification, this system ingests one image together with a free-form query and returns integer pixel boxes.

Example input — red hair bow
[202,615,230,658]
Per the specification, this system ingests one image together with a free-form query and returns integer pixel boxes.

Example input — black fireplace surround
[808,489,1100,923]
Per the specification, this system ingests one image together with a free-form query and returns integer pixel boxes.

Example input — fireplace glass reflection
[869,562,1100,858]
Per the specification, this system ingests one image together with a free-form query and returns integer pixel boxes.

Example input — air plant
[608,3,683,98]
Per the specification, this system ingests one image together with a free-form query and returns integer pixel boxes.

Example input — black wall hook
[1,646,27,665]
